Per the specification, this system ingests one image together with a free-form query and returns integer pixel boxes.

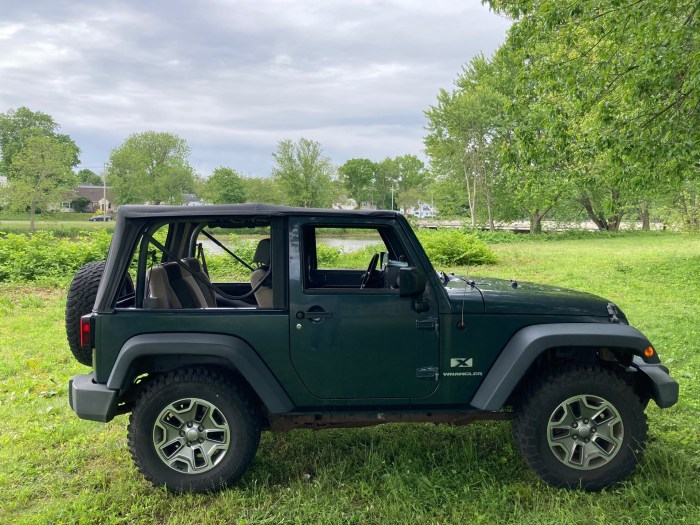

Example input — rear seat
[146,261,209,309]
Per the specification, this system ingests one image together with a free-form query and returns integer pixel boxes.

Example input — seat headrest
[252,238,271,266]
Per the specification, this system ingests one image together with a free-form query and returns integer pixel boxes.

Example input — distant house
[332,198,358,210]
[71,184,115,213]
[184,193,204,206]
[407,201,438,219]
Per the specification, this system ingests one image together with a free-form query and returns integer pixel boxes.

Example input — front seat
[250,238,273,308]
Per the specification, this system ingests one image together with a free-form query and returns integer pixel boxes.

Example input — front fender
[107,333,295,414]
[470,323,657,411]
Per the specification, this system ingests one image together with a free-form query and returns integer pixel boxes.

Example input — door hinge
[416,318,439,332]
[416,366,439,381]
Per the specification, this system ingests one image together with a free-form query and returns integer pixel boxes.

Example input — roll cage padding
[107,333,295,414]
[470,323,657,411]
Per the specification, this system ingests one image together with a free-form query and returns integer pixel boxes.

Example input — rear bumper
[631,357,679,408]
[69,373,118,423]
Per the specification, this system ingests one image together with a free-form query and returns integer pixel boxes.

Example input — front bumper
[69,373,118,422]
[631,357,679,408]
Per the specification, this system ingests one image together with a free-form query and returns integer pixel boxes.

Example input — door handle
[296,310,332,320]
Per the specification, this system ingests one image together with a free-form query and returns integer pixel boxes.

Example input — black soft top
[117,204,398,220]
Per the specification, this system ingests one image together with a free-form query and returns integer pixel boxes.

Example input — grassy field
[0,212,114,235]
[0,233,698,524]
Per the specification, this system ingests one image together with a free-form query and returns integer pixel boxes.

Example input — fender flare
[107,333,295,414]
[470,323,654,411]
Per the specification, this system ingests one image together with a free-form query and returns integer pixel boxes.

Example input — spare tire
[65,261,134,366]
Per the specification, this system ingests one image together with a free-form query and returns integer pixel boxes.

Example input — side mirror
[399,267,426,297]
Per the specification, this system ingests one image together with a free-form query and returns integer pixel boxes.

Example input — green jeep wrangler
[66,204,678,492]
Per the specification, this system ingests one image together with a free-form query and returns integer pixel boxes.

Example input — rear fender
[107,333,294,414]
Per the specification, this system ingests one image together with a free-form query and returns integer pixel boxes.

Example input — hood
[445,276,612,317]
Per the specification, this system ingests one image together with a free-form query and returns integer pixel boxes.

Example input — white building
[407,201,438,219]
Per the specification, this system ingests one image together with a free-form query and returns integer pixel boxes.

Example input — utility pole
[102,162,107,216]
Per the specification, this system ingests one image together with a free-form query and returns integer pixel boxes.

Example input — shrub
[416,229,497,266]
[0,230,112,284]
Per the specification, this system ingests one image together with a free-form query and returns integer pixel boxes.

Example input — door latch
[416,318,438,331]
[416,366,439,381]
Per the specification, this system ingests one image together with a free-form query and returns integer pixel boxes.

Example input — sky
[0,0,511,178]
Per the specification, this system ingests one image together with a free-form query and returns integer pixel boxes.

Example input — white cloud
[0,0,510,177]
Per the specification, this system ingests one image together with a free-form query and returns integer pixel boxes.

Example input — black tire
[65,261,106,366]
[128,368,261,493]
[512,365,647,491]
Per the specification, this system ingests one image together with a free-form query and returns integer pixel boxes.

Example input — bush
[416,229,497,266]
[0,230,112,284]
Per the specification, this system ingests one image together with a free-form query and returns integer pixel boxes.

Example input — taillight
[79,314,93,349]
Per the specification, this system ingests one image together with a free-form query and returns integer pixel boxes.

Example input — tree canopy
[0,107,79,177]
[272,138,335,208]
[4,136,78,230]
[107,132,196,205]
[204,166,246,204]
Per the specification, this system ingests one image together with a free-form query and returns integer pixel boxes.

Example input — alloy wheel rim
[152,397,230,474]
[546,394,624,470]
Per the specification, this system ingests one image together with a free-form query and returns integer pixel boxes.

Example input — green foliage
[338,158,376,205]
[107,131,196,205]
[242,175,286,204]
[202,236,258,281]
[0,230,111,283]
[76,168,102,185]
[417,229,497,266]
[204,166,246,204]
[4,135,79,231]
[272,138,334,208]
[0,106,79,177]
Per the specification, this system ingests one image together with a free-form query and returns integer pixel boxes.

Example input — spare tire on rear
[65,261,133,366]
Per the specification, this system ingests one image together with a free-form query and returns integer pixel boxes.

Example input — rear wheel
[512,365,647,491]
[128,368,260,492]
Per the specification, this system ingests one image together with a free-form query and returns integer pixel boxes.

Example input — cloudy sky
[0,0,510,178]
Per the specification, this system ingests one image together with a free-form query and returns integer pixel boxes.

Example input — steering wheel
[360,253,380,289]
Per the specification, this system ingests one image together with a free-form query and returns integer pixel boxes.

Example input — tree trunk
[640,202,650,230]
[530,212,543,234]
[486,190,494,232]
[29,205,36,232]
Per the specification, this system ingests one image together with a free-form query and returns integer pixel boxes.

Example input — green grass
[1,233,699,524]
[0,213,113,235]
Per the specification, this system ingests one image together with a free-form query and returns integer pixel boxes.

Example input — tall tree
[271,138,334,208]
[107,132,196,205]
[204,166,246,204]
[425,55,510,229]
[4,136,77,230]
[338,158,376,206]
[0,107,79,177]
[487,0,700,230]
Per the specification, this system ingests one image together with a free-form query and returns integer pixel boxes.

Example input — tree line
[0,108,435,230]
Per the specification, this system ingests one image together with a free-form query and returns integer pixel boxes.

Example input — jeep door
[288,217,440,400]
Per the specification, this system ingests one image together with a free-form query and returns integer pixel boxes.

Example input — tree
[4,136,77,230]
[338,158,376,206]
[77,168,102,185]
[487,0,700,230]
[0,107,79,177]
[242,176,285,204]
[204,167,246,204]
[425,55,510,229]
[107,132,196,205]
[271,138,334,208]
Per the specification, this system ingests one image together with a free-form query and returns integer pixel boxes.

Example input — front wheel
[512,365,647,491]
[128,368,260,492]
